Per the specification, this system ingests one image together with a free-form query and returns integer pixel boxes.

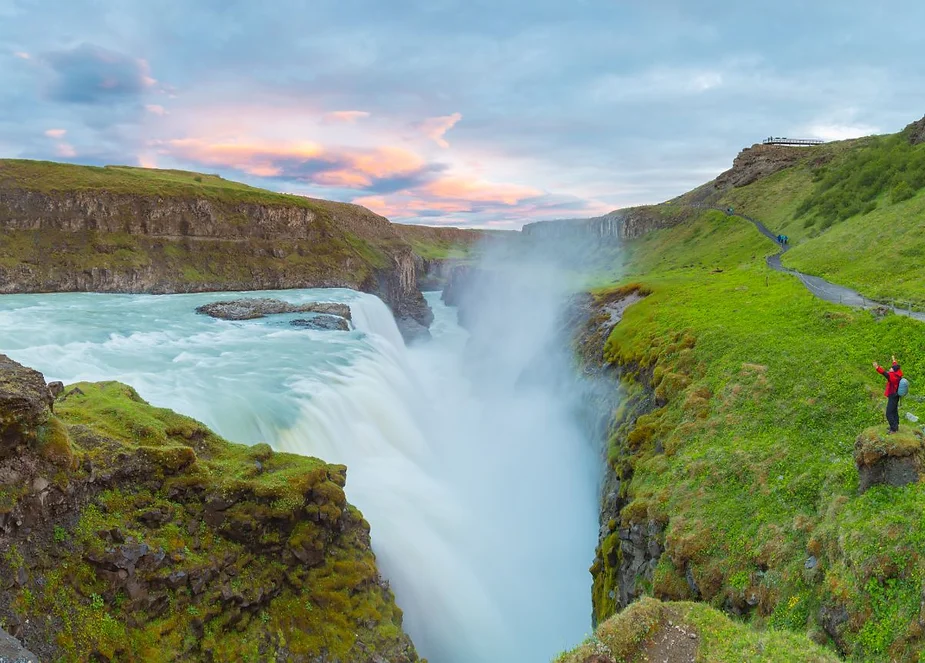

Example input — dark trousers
[887,395,901,432]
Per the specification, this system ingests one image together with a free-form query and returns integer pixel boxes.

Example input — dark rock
[854,429,924,493]
[47,381,65,399]
[0,626,39,663]
[290,315,350,332]
[819,603,850,653]
[685,565,701,599]
[395,316,432,344]
[0,355,53,455]
[196,299,352,322]
[905,114,925,145]
[804,556,818,570]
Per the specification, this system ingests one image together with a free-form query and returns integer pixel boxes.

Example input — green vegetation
[585,202,925,660]
[710,126,925,307]
[1,381,418,662]
[556,597,838,663]
[0,159,329,212]
[393,223,487,260]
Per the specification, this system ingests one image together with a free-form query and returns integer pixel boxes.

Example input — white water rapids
[0,284,600,662]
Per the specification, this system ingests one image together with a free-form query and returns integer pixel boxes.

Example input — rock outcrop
[713,144,804,190]
[195,298,352,322]
[521,205,686,246]
[0,160,432,341]
[0,627,38,663]
[0,355,420,663]
[905,114,925,146]
[290,316,350,332]
[854,427,925,493]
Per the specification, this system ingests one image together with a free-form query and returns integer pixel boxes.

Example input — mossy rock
[854,427,925,493]
[0,368,420,663]
[554,597,839,663]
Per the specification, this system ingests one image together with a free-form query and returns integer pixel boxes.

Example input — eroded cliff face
[571,287,670,624]
[0,183,432,338]
[521,206,683,244]
[0,354,420,663]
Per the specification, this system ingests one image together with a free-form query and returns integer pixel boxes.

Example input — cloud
[423,176,539,205]
[44,128,67,138]
[145,104,167,115]
[44,43,156,104]
[419,113,462,148]
[163,138,442,192]
[55,142,77,158]
[805,123,881,141]
[14,51,30,60]
[323,110,370,123]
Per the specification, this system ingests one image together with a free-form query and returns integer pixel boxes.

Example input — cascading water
[0,281,600,662]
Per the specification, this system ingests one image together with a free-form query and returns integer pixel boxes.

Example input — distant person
[873,356,903,434]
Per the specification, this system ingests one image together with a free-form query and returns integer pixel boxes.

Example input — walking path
[711,206,925,322]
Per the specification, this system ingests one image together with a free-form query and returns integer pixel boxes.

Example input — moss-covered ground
[0,381,418,663]
[582,201,925,660]
[556,597,839,663]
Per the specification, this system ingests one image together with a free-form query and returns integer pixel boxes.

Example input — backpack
[898,377,910,397]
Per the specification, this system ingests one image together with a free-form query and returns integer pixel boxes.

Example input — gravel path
[725,208,925,322]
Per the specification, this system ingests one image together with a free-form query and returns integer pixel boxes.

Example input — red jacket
[877,366,903,397]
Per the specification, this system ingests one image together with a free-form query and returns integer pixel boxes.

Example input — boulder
[0,626,39,663]
[196,299,352,321]
[0,355,52,455]
[854,427,925,493]
[290,315,351,332]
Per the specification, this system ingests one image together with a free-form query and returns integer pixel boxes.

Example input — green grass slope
[710,121,925,307]
[587,207,925,661]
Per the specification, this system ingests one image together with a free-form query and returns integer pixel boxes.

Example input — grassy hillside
[393,223,487,260]
[585,205,925,661]
[711,123,925,307]
[0,160,329,212]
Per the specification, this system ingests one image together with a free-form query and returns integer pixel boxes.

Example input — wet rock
[0,354,53,455]
[395,316,432,344]
[0,626,39,663]
[290,315,350,332]
[196,299,352,322]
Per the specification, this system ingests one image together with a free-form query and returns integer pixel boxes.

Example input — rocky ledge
[0,354,419,663]
[195,298,352,322]
[854,427,925,493]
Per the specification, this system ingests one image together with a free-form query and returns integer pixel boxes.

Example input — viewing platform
[762,136,826,147]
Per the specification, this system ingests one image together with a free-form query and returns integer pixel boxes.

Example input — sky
[2,1,925,229]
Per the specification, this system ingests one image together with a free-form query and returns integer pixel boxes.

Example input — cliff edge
[0,160,432,338]
[0,354,420,662]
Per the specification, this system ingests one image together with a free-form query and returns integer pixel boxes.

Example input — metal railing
[762,137,825,147]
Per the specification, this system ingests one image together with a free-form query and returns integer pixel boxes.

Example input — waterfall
[0,287,600,662]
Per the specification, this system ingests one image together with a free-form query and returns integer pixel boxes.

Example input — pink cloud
[55,143,77,158]
[423,176,540,205]
[44,128,67,138]
[138,155,158,169]
[165,138,324,177]
[145,104,167,115]
[164,138,425,185]
[419,113,462,148]
[323,110,371,124]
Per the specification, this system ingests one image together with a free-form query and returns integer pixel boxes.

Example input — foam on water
[0,287,599,662]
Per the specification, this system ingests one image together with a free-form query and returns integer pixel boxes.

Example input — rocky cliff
[0,160,432,340]
[0,354,420,663]
[521,205,686,245]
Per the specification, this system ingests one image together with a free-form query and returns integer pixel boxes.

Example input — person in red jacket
[873,355,903,433]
